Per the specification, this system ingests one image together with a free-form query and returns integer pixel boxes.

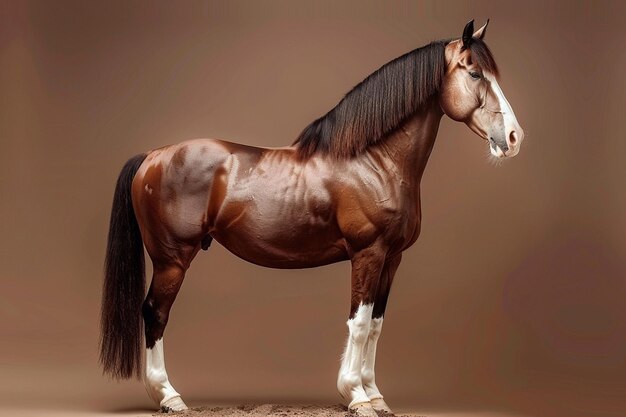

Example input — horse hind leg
[142,256,197,412]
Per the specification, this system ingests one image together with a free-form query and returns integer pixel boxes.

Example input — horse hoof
[160,396,188,412]
[349,402,378,417]
[371,398,394,415]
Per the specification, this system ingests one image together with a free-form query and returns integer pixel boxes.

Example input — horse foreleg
[362,254,401,414]
[338,247,385,416]
[142,263,189,412]
[361,317,386,410]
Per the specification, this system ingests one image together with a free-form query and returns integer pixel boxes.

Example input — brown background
[1,1,625,417]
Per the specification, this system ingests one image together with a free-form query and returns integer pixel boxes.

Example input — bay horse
[100,20,524,416]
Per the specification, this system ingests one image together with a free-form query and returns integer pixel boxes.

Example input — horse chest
[383,196,422,252]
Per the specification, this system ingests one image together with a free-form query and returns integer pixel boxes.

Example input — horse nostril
[509,131,518,146]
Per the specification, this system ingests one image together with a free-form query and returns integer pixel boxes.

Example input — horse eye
[469,71,482,79]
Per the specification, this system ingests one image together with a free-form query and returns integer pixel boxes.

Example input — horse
[100,20,524,416]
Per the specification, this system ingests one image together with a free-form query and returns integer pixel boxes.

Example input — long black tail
[100,153,148,380]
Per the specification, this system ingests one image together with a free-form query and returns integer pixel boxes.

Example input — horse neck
[369,100,444,187]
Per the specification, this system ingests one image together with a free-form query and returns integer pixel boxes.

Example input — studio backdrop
[1,2,625,417]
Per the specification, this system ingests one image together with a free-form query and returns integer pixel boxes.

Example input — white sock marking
[144,338,184,408]
[361,317,384,400]
[337,303,374,408]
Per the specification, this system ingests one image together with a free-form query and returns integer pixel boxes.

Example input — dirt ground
[0,403,526,417]
[158,404,418,417]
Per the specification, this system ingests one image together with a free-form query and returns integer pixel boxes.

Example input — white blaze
[485,72,522,157]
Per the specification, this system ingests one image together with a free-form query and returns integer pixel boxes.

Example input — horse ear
[462,19,474,50]
[473,19,489,40]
